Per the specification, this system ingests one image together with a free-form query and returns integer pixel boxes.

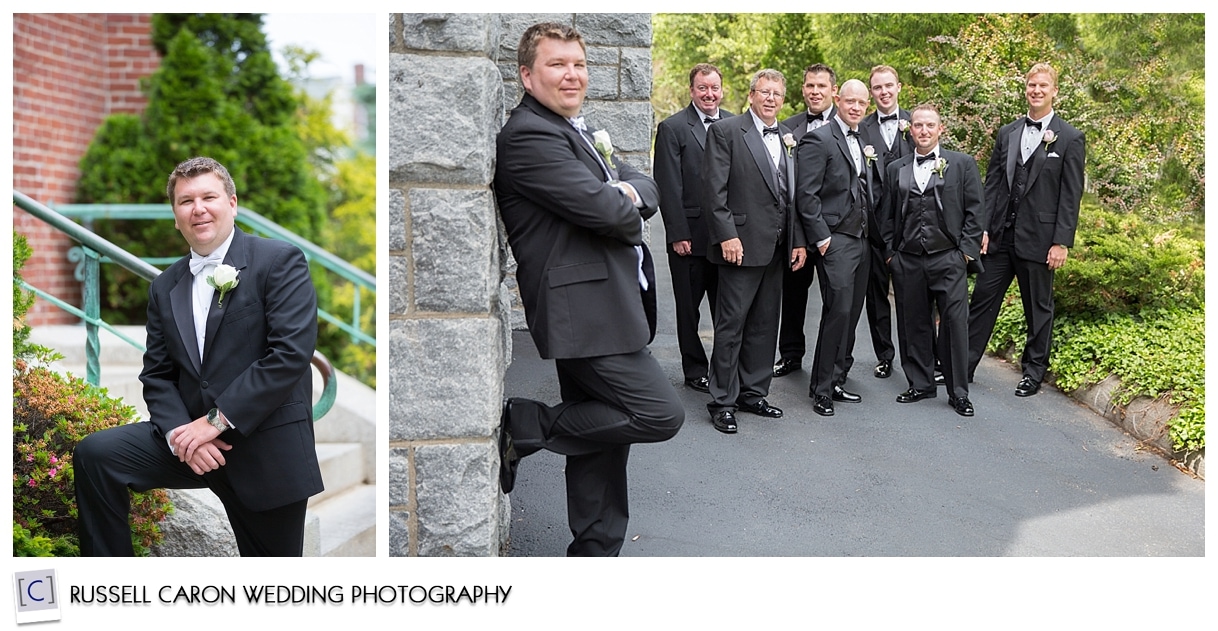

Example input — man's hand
[613,182,638,204]
[818,238,831,256]
[673,240,692,256]
[790,247,807,271]
[720,238,744,265]
[1047,244,1069,270]
[171,416,224,463]
[980,231,989,255]
[184,439,233,475]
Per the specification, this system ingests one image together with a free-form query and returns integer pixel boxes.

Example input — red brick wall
[13,13,158,325]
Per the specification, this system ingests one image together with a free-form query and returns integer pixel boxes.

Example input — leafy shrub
[1054,204,1204,316]
[983,207,1205,453]
[12,232,173,556]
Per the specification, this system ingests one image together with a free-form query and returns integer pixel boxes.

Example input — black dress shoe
[498,399,520,494]
[684,376,710,393]
[711,409,738,433]
[949,396,975,417]
[737,398,783,418]
[896,387,937,403]
[831,385,862,403]
[1015,377,1040,397]
[773,357,800,377]
[873,360,892,379]
[812,396,835,416]
[934,372,946,386]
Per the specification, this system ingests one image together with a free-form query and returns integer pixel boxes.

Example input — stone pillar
[387,13,652,556]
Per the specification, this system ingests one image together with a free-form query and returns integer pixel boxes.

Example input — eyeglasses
[751,89,784,100]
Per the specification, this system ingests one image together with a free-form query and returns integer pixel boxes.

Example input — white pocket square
[1047,152,1060,158]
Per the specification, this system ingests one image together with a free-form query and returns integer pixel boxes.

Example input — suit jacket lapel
[170,268,202,374]
[202,230,251,363]
[688,104,707,151]
[1005,122,1022,190]
[742,119,781,203]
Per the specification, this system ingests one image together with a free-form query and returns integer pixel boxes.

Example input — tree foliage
[76,14,327,323]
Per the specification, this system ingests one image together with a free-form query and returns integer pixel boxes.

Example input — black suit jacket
[795,118,877,245]
[702,111,804,266]
[782,106,837,145]
[141,228,322,512]
[983,114,1085,261]
[880,149,985,263]
[495,93,661,360]
[654,103,733,256]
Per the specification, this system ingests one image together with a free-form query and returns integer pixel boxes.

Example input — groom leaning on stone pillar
[493,22,684,557]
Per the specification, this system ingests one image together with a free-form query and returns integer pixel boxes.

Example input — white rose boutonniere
[933,158,949,178]
[782,132,796,157]
[898,119,910,139]
[863,144,877,166]
[1042,129,1057,148]
[208,264,240,308]
[592,129,614,165]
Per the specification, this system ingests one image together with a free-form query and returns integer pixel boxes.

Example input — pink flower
[1043,129,1057,146]
[48,468,58,478]
[28,479,37,487]
[26,455,34,462]
[50,455,59,464]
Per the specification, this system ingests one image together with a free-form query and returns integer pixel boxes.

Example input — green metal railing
[52,202,376,348]
[14,191,337,420]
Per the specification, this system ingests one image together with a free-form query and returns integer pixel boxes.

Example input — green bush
[1054,204,1204,316]
[12,233,173,556]
[984,210,1204,453]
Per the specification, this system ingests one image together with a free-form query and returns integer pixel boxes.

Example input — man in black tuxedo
[773,63,837,378]
[494,23,683,556]
[880,105,984,417]
[654,63,732,394]
[859,65,914,381]
[74,157,323,556]
[795,79,876,417]
[702,68,807,433]
[967,63,1085,397]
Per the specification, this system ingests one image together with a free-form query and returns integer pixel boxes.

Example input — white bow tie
[189,252,224,276]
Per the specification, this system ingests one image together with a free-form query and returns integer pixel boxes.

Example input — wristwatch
[206,407,228,432]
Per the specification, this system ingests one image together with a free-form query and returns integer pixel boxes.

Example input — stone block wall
[387,13,652,556]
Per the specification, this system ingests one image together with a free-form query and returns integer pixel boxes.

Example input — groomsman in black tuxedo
[702,69,807,433]
[859,65,914,381]
[494,23,684,556]
[967,63,1085,397]
[879,105,984,417]
[654,63,732,394]
[773,63,837,378]
[796,79,877,417]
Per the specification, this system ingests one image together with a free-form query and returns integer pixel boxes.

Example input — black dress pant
[967,243,1057,383]
[707,243,784,412]
[891,249,969,399]
[74,422,308,556]
[809,233,869,397]
[506,348,683,556]
[668,250,718,382]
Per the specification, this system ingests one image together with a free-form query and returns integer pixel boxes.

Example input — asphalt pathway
[504,218,1204,557]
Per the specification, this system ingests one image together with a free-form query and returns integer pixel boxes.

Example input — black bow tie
[808,111,824,122]
[879,113,897,122]
[762,126,779,136]
[916,153,937,165]
[846,129,860,138]
[1025,119,1043,130]
[703,116,718,124]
